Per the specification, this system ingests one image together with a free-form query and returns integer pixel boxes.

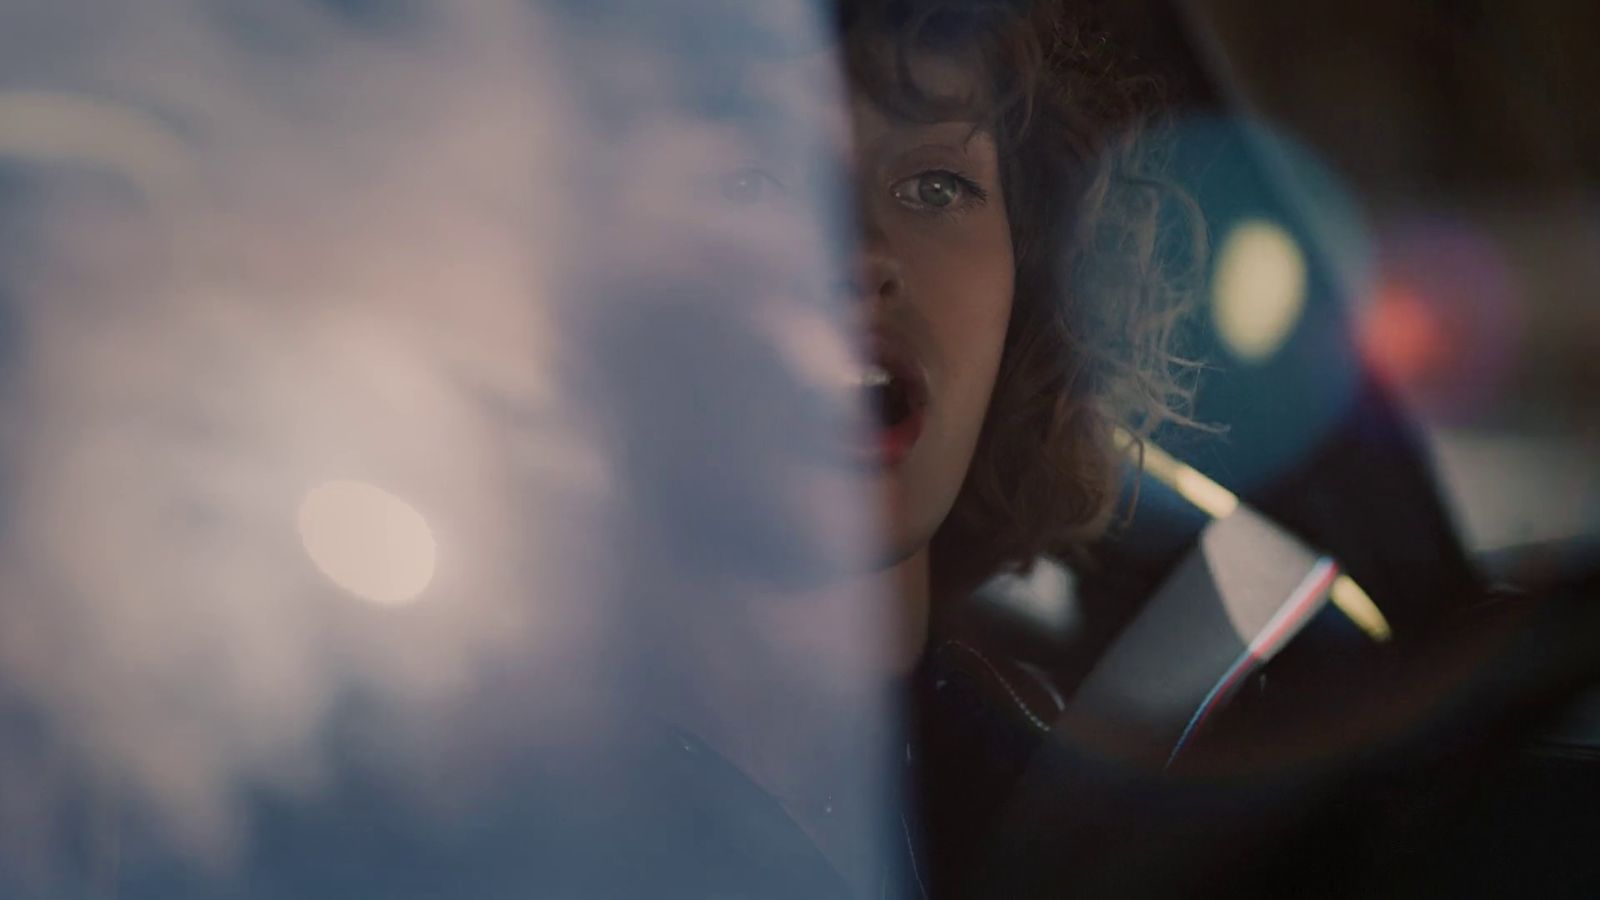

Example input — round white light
[297,481,437,606]
[1211,219,1308,363]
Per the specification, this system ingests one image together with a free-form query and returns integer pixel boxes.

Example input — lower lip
[859,406,924,469]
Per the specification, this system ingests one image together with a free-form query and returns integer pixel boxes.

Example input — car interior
[954,1,1600,895]
[0,0,1595,896]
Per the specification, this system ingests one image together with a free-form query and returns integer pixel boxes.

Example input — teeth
[851,364,892,389]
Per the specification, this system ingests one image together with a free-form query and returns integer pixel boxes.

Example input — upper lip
[867,331,930,420]
[756,310,932,450]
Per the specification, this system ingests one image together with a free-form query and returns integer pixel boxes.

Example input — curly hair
[836,0,1207,592]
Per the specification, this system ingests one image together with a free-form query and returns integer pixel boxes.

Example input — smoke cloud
[0,0,874,885]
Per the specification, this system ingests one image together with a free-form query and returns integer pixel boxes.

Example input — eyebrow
[946,121,996,151]
[701,82,766,124]
[871,122,996,159]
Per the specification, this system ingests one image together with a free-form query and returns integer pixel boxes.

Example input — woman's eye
[719,167,782,204]
[890,170,976,212]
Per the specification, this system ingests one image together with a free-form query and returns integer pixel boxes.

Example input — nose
[842,211,902,313]
[858,244,901,307]
[818,155,901,313]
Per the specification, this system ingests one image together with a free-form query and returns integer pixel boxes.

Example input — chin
[875,465,955,568]
[747,462,939,585]
[877,514,935,570]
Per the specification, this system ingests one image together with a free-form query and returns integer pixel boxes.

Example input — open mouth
[851,342,927,468]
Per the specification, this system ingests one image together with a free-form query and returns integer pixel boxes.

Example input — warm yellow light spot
[1122,432,1240,520]
[298,481,437,606]
[1212,219,1308,363]
[1329,574,1392,643]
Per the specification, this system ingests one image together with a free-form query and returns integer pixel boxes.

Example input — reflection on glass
[0,90,190,201]
[297,480,437,607]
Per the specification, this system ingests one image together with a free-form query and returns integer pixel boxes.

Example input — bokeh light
[297,481,437,607]
[1157,116,1370,493]
[1359,282,1450,386]
[1356,218,1521,418]
[1211,218,1308,363]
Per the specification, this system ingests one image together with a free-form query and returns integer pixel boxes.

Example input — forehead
[729,48,993,154]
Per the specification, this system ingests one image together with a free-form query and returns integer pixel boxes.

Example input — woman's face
[846,72,1015,568]
[601,51,1013,590]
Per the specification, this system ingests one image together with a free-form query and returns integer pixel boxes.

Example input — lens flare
[1119,429,1392,643]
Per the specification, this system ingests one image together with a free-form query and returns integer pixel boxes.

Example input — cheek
[922,235,1015,419]
[957,269,1014,380]
[894,225,1014,531]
